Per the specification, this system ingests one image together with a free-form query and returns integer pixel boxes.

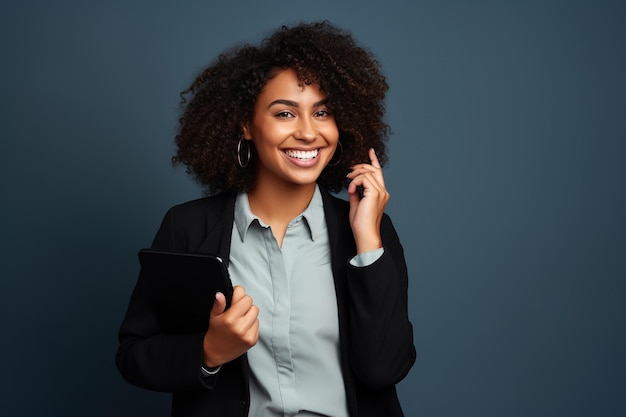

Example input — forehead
[256,68,326,104]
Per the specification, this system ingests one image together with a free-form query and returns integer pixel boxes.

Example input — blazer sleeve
[344,213,416,389]
[115,207,213,393]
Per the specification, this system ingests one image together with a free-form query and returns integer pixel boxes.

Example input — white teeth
[285,149,319,160]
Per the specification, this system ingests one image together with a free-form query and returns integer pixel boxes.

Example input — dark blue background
[2,1,624,416]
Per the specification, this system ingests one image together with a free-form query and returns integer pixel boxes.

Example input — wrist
[355,236,382,254]
[202,353,221,368]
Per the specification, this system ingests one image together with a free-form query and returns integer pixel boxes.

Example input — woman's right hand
[202,285,259,368]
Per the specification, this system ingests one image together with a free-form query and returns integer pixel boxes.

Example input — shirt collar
[234,185,325,243]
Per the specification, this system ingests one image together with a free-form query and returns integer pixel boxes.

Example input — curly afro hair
[173,21,390,195]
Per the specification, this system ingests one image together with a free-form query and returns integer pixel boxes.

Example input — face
[243,68,339,191]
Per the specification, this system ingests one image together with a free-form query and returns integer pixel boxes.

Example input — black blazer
[116,189,415,417]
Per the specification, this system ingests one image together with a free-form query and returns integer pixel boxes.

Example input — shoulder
[167,192,235,217]
[163,192,236,235]
[151,192,236,251]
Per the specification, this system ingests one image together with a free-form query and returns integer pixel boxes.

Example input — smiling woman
[243,69,339,187]
[115,21,415,417]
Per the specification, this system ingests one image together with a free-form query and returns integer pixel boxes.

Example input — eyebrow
[267,98,329,109]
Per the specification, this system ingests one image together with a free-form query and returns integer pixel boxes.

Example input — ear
[241,123,252,140]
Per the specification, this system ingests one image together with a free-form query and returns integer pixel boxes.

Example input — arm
[115,207,209,392]
[115,206,259,392]
[345,214,416,389]
[344,149,416,388]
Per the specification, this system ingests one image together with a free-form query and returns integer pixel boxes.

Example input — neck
[247,180,317,227]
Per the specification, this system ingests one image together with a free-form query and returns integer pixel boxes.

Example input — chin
[288,172,323,186]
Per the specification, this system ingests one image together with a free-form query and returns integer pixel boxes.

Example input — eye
[275,111,295,119]
[314,109,333,118]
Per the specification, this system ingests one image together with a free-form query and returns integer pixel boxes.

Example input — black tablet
[138,248,233,334]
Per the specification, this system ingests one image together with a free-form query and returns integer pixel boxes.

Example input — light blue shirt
[228,186,381,417]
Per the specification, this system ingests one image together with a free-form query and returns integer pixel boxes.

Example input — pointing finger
[369,148,381,168]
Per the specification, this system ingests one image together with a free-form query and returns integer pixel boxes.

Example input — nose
[295,116,317,142]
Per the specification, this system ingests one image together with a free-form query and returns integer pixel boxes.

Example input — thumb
[348,185,360,211]
[210,292,227,317]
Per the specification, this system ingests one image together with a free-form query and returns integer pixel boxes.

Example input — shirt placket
[264,224,298,416]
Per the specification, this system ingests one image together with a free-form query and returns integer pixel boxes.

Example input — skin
[203,68,390,368]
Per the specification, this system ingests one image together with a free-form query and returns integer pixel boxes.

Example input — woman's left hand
[346,148,389,254]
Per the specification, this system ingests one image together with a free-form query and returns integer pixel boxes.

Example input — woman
[116,21,415,417]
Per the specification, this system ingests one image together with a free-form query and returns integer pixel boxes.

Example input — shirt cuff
[349,248,384,267]
[200,365,222,377]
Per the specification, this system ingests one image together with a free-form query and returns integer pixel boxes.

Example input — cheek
[262,121,292,140]
[330,126,340,143]
[321,122,340,141]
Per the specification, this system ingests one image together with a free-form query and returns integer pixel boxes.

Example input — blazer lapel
[321,189,355,283]
[197,192,237,266]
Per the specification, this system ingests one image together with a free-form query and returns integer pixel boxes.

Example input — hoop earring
[237,137,251,168]
[327,141,343,167]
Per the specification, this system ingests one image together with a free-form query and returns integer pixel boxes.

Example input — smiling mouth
[284,149,320,161]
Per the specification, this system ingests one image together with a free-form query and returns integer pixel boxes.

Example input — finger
[249,317,260,344]
[347,189,361,225]
[230,285,246,303]
[228,293,254,318]
[347,173,364,198]
[243,305,260,329]
[240,315,261,347]
[349,171,385,195]
[346,166,372,178]
[358,156,386,187]
[230,304,259,343]
[210,292,227,317]
[369,148,381,168]
[348,162,384,182]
